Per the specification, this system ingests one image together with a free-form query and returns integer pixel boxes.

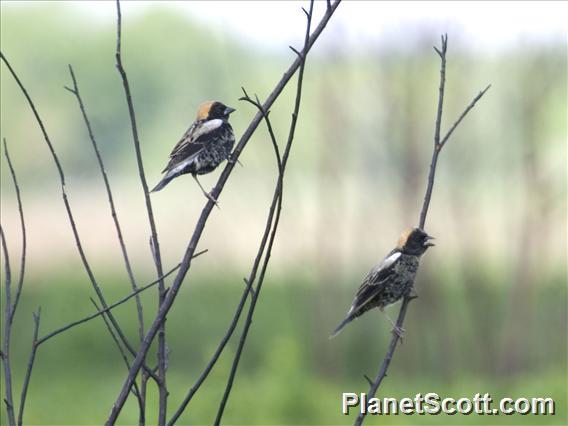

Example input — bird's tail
[329,315,353,339]
[151,174,174,193]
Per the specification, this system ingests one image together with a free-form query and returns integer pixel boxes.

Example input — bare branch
[17,308,40,426]
[215,2,314,423]
[3,139,27,321]
[167,9,319,419]
[35,261,188,346]
[113,1,167,420]
[90,298,145,421]
[166,278,255,425]
[289,45,302,58]
[1,138,27,426]
[354,298,413,426]
[169,87,289,422]
[0,225,16,426]
[439,84,491,149]
[239,90,282,172]
[0,50,159,385]
[66,64,145,343]
[66,64,152,419]
[355,34,490,426]
[106,2,342,422]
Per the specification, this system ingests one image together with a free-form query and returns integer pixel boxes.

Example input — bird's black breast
[193,123,235,174]
[378,254,419,306]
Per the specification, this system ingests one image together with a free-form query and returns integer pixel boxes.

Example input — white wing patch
[169,156,199,177]
[190,119,223,142]
[380,251,401,270]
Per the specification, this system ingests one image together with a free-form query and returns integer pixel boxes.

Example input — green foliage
[1,273,566,425]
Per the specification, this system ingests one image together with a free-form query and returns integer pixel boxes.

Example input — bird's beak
[224,106,236,116]
[423,236,436,248]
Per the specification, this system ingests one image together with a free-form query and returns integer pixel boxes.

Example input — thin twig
[106,2,341,422]
[66,62,151,426]
[240,90,283,173]
[35,262,186,346]
[355,35,490,426]
[91,298,145,421]
[215,3,314,423]
[66,65,145,344]
[17,308,40,426]
[419,34,447,230]
[0,51,160,385]
[354,298,413,426]
[439,84,492,149]
[166,277,255,425]
[3,139,27,322]
[114,1,167,422]
[0,225,16,426]
[169,90,286,424]
[1,139,28,426]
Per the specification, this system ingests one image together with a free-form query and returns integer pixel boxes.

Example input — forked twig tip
[289,46,302,58]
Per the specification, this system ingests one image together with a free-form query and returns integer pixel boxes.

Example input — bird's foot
[228,153,243,167]
[408,288,419,300]
[391,325,405,342]
[202,190,220,209]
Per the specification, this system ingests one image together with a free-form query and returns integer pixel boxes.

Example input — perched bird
[331,227,434,338]
[151,101,236,202]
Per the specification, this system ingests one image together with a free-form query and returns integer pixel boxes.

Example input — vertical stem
[17,308,41,426]
[105,3,341,421]
[419,149,440,229]
[0,50,159,383]
[1,139,27,426]
[3,140,27,323]
[355,34,489,426]
[214,2,314,423]
[114,1,167,422]
[353,297,413,426]
[0,226,16,426]
[66,66,145,343]
[419,35,447,229]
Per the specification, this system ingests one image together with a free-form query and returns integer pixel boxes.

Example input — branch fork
[355,34,490,426]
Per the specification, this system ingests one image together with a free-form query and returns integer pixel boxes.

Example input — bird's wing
[162,119,223,173]
[348,250,401,317]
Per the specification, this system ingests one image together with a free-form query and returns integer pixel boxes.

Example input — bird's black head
[196,101,236,121]
[397,227,435,256]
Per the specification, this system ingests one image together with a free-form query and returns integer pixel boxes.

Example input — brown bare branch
[0,225,16,426]
[66,64,145,343]
[214,2,315,423]
[355,35,490,426]
[3,139,27,322]
[105,1,342,423]
[17,308,40,426]
[113,0,168,421]
[0,50,160,386]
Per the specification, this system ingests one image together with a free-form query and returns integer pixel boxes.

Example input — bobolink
[151,101,236,202]
[331,227,434,338]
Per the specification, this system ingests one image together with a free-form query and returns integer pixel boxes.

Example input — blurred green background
[1,1,566,425]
